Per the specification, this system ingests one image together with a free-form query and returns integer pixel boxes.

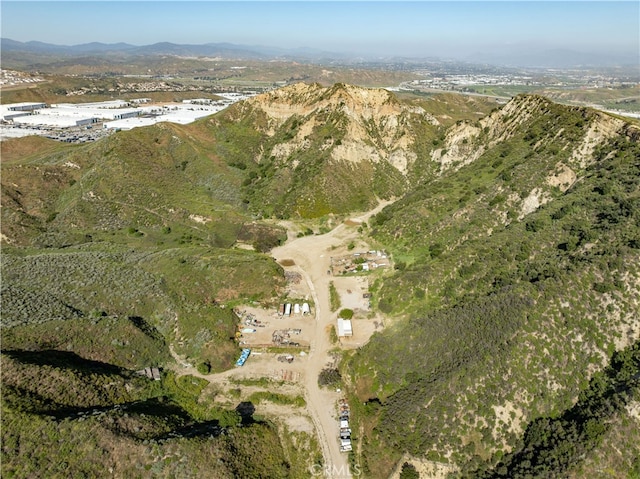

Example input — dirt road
[270,200,392,478]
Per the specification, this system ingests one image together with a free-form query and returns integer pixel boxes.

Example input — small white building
[337,318,353,337]
[301,303,311,315]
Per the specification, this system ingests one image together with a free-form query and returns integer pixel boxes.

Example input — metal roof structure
[337,318,353,337]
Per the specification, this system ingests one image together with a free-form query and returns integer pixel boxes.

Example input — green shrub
[329,282,341,312]
[318,368,342,388]
[196,361,211,375]
[329,325,338,345]
[400,462,420,479]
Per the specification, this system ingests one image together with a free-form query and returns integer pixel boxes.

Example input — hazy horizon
[2,1,639,65]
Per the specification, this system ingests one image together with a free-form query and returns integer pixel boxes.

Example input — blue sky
[2,1,638,60]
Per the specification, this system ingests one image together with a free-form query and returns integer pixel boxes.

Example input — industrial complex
[0,93,255,141]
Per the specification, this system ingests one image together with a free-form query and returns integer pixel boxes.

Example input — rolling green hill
[0,122,286,369]
[0,106,306,478]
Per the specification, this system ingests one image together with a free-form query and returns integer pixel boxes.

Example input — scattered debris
[329,250,390,275]
[136,367,161,381]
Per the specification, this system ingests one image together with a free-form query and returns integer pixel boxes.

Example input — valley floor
[167,200,393,478]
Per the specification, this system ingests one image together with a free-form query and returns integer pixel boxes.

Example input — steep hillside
[1,84,494,232]
[210,83,494,218]
[470,342,640,478]
[345,95,640,477]
[1,123,245,247]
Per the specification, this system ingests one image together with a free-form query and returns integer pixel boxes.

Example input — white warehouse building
[1,103,48,122]
[104,103,222,130]
[53,100,130,109]
[45,106,141,121]
[5,102,47,112]
[14,114,97,128]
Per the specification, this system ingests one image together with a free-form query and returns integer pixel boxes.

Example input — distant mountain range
[0,38,351,62]
[3,38,637,68]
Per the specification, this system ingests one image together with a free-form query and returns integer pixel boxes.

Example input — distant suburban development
[0,69,44,88]
[405,69,637,91]
[0,93,256,142]
[395,69,640,119]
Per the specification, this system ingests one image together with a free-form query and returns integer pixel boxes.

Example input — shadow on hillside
[2,389,225,442]
[2,349,126,376]
[153,419,224,441]
[128,316,165,342]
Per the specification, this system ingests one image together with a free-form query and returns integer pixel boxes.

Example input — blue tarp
[235,348,251,367]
